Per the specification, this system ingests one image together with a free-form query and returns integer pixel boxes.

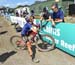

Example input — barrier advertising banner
[36,19,75,56]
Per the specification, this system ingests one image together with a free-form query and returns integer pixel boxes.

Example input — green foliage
[30,0,74,16]
[30,1,54,15]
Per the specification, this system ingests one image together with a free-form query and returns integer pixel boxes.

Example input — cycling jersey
[21,22,32,36]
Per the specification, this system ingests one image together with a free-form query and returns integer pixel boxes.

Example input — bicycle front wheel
[10,35,26,50]
[35,34,55,52]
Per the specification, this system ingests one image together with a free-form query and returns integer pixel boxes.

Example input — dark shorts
[26,31,37,42]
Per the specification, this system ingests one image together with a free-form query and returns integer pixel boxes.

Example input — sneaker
[32,58,40,63]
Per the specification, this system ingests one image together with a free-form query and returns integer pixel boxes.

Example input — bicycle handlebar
[40,20,49,29]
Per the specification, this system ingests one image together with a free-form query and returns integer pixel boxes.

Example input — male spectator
[40,7,51,21]
[51,3,64,26]
[31,10,34,16]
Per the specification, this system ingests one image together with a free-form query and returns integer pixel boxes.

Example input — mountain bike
[10,20,55,52]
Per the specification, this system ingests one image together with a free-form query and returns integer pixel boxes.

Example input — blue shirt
[51,9,64,22]
[21,22,32,36]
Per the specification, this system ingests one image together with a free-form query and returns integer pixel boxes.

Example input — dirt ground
[0,16,75,65]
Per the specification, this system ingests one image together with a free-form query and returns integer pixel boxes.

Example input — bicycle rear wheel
[35,34,55,52]
[10,35,27,50]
